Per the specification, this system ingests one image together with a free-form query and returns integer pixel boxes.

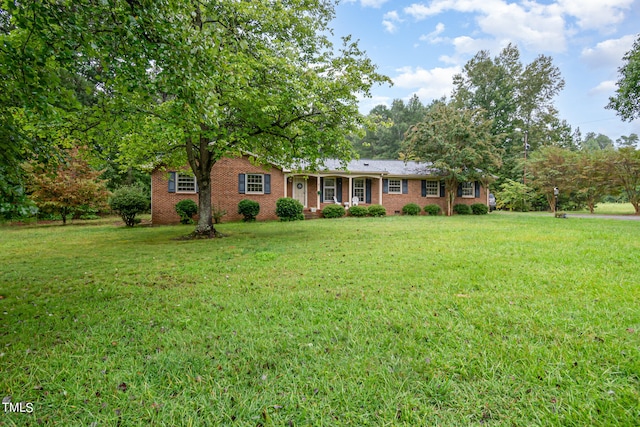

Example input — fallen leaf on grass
[117,382,127,392]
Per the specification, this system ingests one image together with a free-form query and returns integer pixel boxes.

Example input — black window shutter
[421,180,427,197]
[402,179,408,194]
[365,179,372,203]
[238,174,246,194]
[320,177,324,202]
[168,172,176,193]
[457,183,463,197]
[474,181,480,198]
[336,178,342,203]
[264,174,271,194]
[440,180,445,197]
[382,179,388,194]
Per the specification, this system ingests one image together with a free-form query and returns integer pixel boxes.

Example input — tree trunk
[194,175,219,237]
[633,201,639,215]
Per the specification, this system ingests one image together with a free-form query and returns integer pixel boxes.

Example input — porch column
[316,175,321,208]
[284,174,288,198]
[348,176,352,207]
[379,176,383,205]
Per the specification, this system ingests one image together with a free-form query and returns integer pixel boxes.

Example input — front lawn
[1,216,638,425]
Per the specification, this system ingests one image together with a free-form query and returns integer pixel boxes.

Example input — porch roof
[293,158,438,178]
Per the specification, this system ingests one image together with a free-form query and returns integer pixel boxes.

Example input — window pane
[462,182,474,197]
[354,179,364,200]
[389,179,402,193]
[426,181,438,196]
[247,174,263,193]
[177,174,196,192]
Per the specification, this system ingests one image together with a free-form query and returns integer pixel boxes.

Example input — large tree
[451,44,567,181]
[608,147,640,215]
[7,1,389,236]
[404,102,501,216]
[608,34,640,121]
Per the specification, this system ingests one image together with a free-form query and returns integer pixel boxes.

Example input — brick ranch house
[151,155,490,224]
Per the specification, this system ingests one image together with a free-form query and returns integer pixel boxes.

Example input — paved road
[568,214,640,220]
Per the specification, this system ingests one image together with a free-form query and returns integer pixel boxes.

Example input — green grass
[577,202,637,215]
[1,216,639,426]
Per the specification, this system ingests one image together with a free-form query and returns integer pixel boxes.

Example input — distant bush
[109,185,149,227]
[175,199,198,224]
[402,203,421,216]
[453,203,472,215]
[348,206,369,217]
[322,204,345,218]
[367,204,386,217]
[213,203,227,224]
[424,204,441,216]
[471,203,489,215]
[238,199,260,222]
[276,197,304,221]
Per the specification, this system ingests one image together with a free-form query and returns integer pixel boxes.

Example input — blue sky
[330,0,640,142]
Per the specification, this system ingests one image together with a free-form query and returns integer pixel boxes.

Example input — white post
[316,175,321,209]
[348,176,352,207]
[379,176,383,205]
[284,174,288,198]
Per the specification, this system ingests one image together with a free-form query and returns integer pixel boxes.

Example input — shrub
[276,197,304,221]
[368,204,386,217]
[238,199,260,222]
[453,203,472,215]
[471,203,489,215]
[424,204,441,216]
[109,185,150,227]
[348,205,368,217]
[213,203,227,224]
[175,199,198,224]
[322,204,345,218]
[402,203,421,216]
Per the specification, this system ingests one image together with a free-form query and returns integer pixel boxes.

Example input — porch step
[304,211,321,220]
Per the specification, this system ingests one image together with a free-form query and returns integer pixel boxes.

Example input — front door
[292,177,307,207]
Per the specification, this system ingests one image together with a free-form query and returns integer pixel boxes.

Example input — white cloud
[392,65,461,99]
[419,22,446,43]
[589,80,617,95]
[581,34,636,69]
[382,10,403,33]
[557,0,634,30]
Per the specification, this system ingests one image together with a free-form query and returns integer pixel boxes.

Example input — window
[353,179,365,201]
[324,178,336,201]
[246,174,264,194]
[177,173,196,193]
[388,179,402,194]
[462,181,474,197]
[425,180,439,197]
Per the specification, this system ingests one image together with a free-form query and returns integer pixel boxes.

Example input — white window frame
[425,180,439,197]
[353,179,365,202]
[324,177,336,201]
[388,178,402,194]
[246,173,264,194]
[462,181,474,198]
[177,173,197,193]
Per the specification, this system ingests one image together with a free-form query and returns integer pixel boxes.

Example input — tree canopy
[608,34,640,121]
[4,0,389,234]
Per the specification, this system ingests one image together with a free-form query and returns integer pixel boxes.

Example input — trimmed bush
[109,185,149,227]
[367,204,386,217]
[276,197,304,221]
[471,203,489,215]
[402,203,421,216]
[322,204,345,219]
[175,199,198,224]
[424,204,441,216]
[453,203,472,215]
[348,205,368,217]
[238,199,260,222]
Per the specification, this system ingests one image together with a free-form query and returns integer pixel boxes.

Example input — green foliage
[238,199,260,222]
[322,204,345,219]
[404,101,501,216]
[348,205,369,217]
[608,34,640,121]
[175,199,198,224]
[402,203,421,216]
[423,204,442,216]
[471,203,489,215]
[275,197,304,221]
[453,204,472,215]
[109,185,150,227]
[212,203,227,224]
[367,204,386,217]
[496,179,535,212]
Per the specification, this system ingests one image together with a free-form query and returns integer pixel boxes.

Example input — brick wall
[152,156,286,225]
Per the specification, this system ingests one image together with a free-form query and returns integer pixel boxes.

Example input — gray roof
[316,158,437,177]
